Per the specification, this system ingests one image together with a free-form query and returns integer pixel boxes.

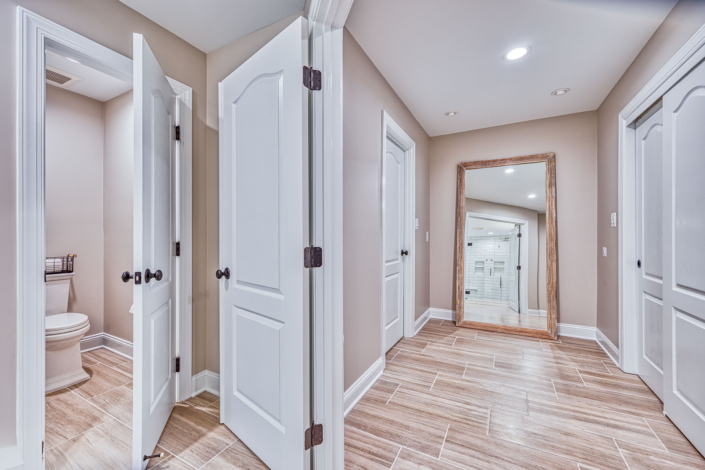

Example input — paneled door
[508,226,519,313]
[383,136,406,352]
[635,107,664,400]
[662,59,705,456]
[132,34,178,469]
[218,17,309,469]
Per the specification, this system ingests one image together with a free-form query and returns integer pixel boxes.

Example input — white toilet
[45,272,90,393]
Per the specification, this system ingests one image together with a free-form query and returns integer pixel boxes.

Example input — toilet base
[46,323,90,393]
[46,367,90,393]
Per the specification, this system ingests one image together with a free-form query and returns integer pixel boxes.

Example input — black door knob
[145,269,163,283]
[637,260,641,268]
[216,268,231,280]
[401,250,409,256]
[121,271,133,283]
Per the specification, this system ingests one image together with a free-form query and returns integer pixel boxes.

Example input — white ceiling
[466,162,546,213]
[119,0,305,53]
[466,217,517,238]
[46,51,132,102]
[346,0,677,136]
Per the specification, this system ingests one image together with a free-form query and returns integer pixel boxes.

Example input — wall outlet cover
[415,218,419,229]
[610,212,617,227]
[602,247,607,257]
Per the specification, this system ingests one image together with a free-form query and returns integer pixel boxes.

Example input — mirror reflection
[462,162,548,331]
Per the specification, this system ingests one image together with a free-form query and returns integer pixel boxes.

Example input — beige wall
[343,28,431,390]
[46,86,105,336]
[538,213,547,311]
[596,0,705,347]
[0,0,207,448]
[465,198,539,310]
[430,111,598,328]
[104,90,134,343]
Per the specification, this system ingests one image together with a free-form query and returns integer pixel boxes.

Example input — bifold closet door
[662,58,705,457]
[218,17,309,470]
[635,107,664,400]
[132,33,178,470]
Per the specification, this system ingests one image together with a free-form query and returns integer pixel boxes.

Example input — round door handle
[121,271,133,283]
[637,260,641,268]
[401,250,409,256]
[145,269,163,283]
[216,268,230,280]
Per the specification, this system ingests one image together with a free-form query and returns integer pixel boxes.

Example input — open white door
[132,33,178,470]
[218,17,309,470]
[662,59,705,456]
[508,226,519,312]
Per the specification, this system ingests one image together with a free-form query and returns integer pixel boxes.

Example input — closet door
[635,107,664,400]
[662,59,705,456]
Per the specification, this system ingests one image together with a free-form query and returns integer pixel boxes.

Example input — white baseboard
[596,328,620,367]
[344,357,384,417]
[429,308,455,321]
[557,323,596,340]
[80,332,133,359]
[0,444,23,470]
[192,370,220,397]
[528,309,547,317]
[413,309,431,336]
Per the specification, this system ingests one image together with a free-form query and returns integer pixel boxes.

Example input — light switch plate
[602,247,607,257]
[610,212,617,227]
[415,218,419,229]
[426,231,429,242]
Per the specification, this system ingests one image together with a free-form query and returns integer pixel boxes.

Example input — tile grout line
[46,417,117,452]
[551,379,558,399]
[385,383,401,405]
[389,446,402,470]
[642,417,669,453]
[486,406,492,436]
[438,424,450,459]
[576,368,587,386]
[462,362,468,379]
[68,388,133,430]
[194,438,238,470]
[614,438,632,470]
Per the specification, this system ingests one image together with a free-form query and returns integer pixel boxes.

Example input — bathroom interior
[44,47,136,458]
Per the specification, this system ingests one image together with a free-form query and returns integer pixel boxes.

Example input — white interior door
[508,226,519,312]
[635,107,664,400]
[662,59,705,456]
[383,137,406,352]
[218,17,309,470]
[132,33,178,470]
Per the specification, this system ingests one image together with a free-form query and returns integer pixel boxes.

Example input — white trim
[0,446,23,470]
[618,23,705,374]
[413,308,431,336]
[596,328,620,367]
[381,111,417,351]
[429,308,456,321]
[80,337,134,358]
[528,309,547,317]
[557,323,596,340]
[343,357,384,417]
[16,9,193,468]
[191,370,220,397]
[79,333,104,352]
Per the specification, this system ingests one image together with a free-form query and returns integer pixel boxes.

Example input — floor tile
[360,378,402,405]
[46,387,73,402]
[421,323,480,339]
[344,425,400,470]
[395,337,431,353]
[386,347,401,361]
[186,391,220,409]
[441,424,580,469]
[382,361,439,389]
[89,383,133,427]
[205,400,220,417]
[83,348,131,367]
[645,418,704,461]
[413,331,458,345]
[45,390,111,449]
[112,360,133,378]
[493,356,584,384]
[422,343,495,367]
[463,361,557,396]
[559,337,604,350]
[521,349,616,373]
[616,439,705,469]
[541,342,611,361]
[151,455,196,470]
[201,439,270,469]
[431,374,528,414]
[392,447,463,469]
[156,404,236,468]
[475,331,545,349]
[390,349,467,377]
[489,407,628,470]
[453,337,523,357]
[69,362,132,399]
[578,369,660,400]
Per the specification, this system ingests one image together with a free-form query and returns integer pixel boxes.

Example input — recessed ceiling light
[445,111,458,117]
[551,88,570,96]
[473,227,485,231]
[528,193,537,199]
[488,232,493,235]
[66,57,80,64]
[505,168,514,174]
[503,46,531,61]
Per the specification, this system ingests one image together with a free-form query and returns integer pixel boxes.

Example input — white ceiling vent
[46,65,83,89]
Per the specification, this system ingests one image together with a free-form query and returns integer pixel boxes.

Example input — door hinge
[517,266,521,270]
[304,423,323,450]
[517,232,522,238]
[303,66,322,91]
[175,357,180,373]
[304,246,323,268]
[175,241,180,257]
[175,125,181,141]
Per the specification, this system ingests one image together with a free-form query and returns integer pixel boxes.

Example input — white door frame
[380,111,416,353]
[618,23,705,374]
[463,212,529,314]
[15,8,193,468]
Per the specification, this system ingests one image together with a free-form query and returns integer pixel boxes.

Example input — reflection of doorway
[508,225,520,312]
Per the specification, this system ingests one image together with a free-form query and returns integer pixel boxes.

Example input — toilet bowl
[45,273,91,393]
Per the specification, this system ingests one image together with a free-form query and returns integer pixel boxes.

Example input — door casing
[15,8,193,468]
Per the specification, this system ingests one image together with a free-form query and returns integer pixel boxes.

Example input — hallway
[344,319,704,469]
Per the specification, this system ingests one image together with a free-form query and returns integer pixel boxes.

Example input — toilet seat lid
[46,313,89,334]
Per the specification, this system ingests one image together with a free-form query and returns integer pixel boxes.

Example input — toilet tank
[46,272,75,316]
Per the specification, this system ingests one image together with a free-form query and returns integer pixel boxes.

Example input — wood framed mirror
[455,153,557,339]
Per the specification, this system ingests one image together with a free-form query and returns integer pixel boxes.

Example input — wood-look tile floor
[345,319,705,469]
[464,302,548,330]
[45,348,269,469]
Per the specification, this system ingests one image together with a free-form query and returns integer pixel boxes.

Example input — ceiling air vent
[46,65,82,89]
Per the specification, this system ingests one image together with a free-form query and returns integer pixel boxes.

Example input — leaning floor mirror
[455,153,558,339]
